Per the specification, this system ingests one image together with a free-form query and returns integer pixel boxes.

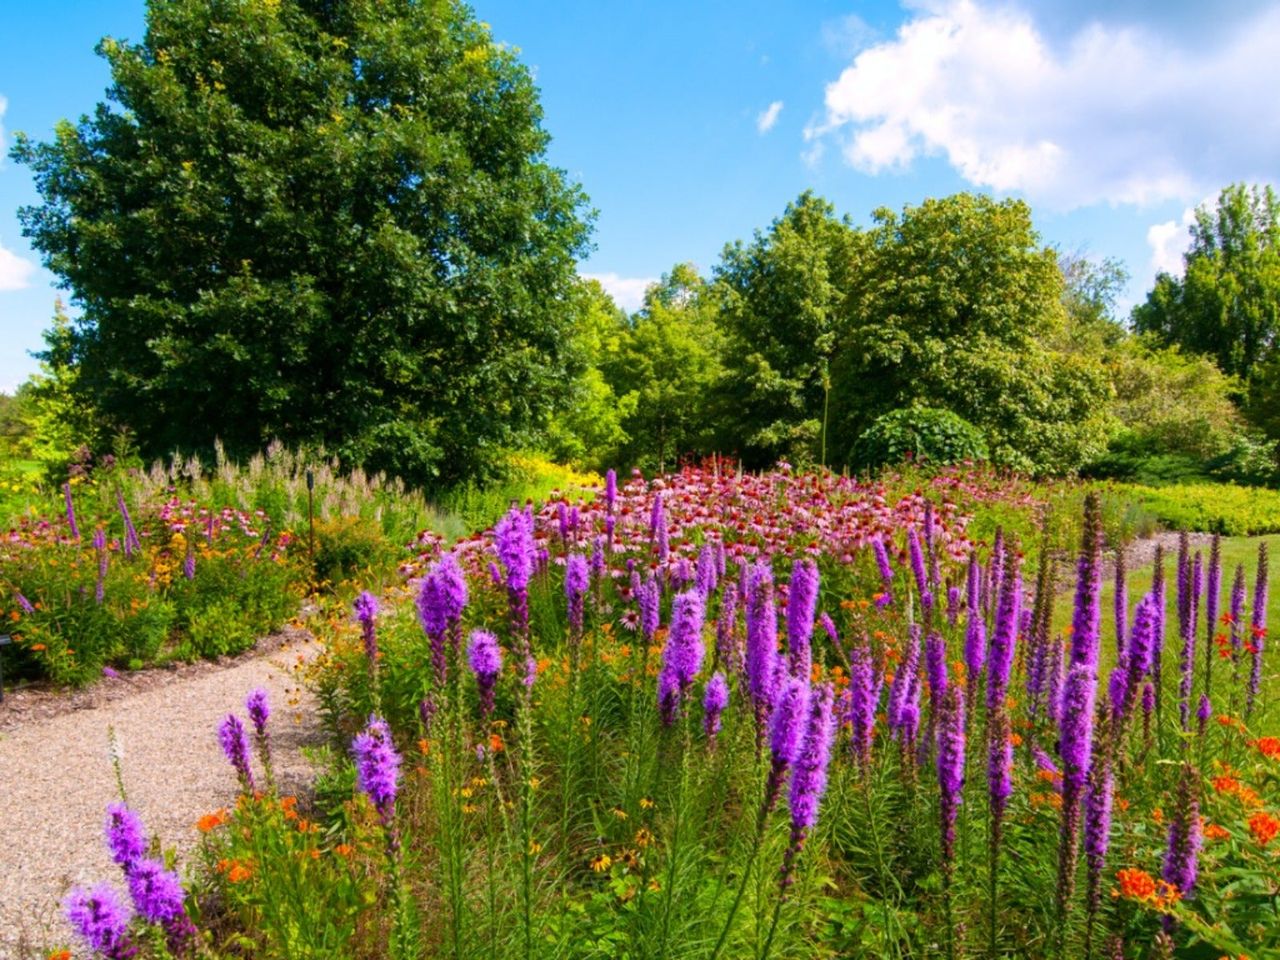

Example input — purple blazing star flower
[696,544,718,597]
[786,559,819,680]
[658,589,707,724]
[217,714,255,791]
[117,491,141,559]
[946,586,961,627]
[354,591,379,665]
[715,585,741,675]
[105,803,147,869]
[1114,547,1127,660]
[650,493,669,562]
[126,858,186,924]
[1116,595,1158,721]
[788,683,836,836]
[889,626,922,740]
[16,591,34,615]
[935,682,967,867]
[418,552,468,642]
[565,553,590,640]
[986,555,1021,713]
[1071,495,1104,669]
[703,672,729,739]
[468,630,503,718]
[246,688,270,739]
[591,535,606,581]
[605,468,618,515]
[1084,748,1115,927]
[988,708,1013,825]
[908,526,933,613]
[495,506,536,592]
[848,643,880,766]
[1162,767,1202,923]
[1230,564,1246,662]
[925,631,948,711]
[64,482,81,540]
[1059,663,1096,797]
[745,562,780,714]
[1248,543,1269,717]
[65,883,135,960]
[639,575,661,644]
[769,675,811,769]
[818,611,838,644]
[352,716,401,826]
[872,537,894,606]
[182,550,195,580]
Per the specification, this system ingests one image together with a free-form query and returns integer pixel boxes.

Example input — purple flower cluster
[703,671,729,739]
[468,629,503,718]
[65,884,136,960]
[658,589,707,724]
[908,526,933,613]
[564,553,590,640]
[787,683,836,837]
[352,715,402,828]
[354,590,380,666]
[786,559,819,680]
[935,682,966,867]
[418,552,468,684]
[847,642,881,767]
[745,562,779,716]
[218,713,255,792]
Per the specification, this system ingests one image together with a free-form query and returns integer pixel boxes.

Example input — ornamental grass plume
[1247,542,1269,717]
[354,591,379,667]
[786,558,819,680]
[217,713,255,792]
[105,803,147,869]
[703,671,729,740]
[468,630,503,719]
[564,552,590,642]
[65,883,135,960]
[658,589,707,725]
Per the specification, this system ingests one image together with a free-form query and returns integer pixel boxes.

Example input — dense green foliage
[851,406,988,470]
[11,0,591,486]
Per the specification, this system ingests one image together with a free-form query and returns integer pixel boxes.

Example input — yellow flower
[590,854,612,873]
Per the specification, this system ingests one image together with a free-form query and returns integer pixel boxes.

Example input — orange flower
[1009,732,1023,748]
[1213,775,1241,795]
[1252,737,1280,760]
[47,952,71,960]
[30,643,46,652]
[228,862,254,883]
[196,809,229,833]
[334,843,354,858]
[1204,823,1230,841]
[1115,868,1157,901]
[1152,807,1164,825]
[1248,812,1280,846]
[489,732,505,753]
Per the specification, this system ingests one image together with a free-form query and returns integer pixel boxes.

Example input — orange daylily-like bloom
[197,809,230,833]
[1252,737,1280,760]
[47,952,71,960]
[1248,811,1280,846]
[1204,823,1230,841]
[1114,868,1182,910]
[334,843,355,858]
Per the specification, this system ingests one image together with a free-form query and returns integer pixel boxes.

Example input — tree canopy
[11,0,592,486]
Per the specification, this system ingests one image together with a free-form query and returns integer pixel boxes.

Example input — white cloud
[756,100,784,135]
[0,238,35,292]
[582,272,657,312]
[809,0,1280,210]
[821,14,878,57]
[1146,208,1197,277]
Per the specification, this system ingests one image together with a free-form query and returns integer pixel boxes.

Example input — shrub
[853,406,988,470]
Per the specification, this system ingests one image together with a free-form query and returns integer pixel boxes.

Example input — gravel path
[0,633,324,959]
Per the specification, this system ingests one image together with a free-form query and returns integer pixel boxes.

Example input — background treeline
[3,0,1277,492]
[545,186,1280,484]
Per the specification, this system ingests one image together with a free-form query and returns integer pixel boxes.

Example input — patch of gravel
[0,628,325,958]
[1049,531,1214,592]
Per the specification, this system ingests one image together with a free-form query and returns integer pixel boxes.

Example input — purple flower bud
[936,683,967,865]
[245,688,270,739]
[769,676,811,768]
[745,562,779,713]
[65,883,134,960]
[786,559,819,680]
[639,575,661,644]
[658,589,707,724]
[217,714,255,791]
[105,803,147,869]
[352,715,401,825]
[788,683,836,833]
[64,482,81,540]
[703,672,729,738]
[354,591,379,665]
[909,526,933,612]
[818,611,838,643]
[468,630,503,718]
[565,553,590,639]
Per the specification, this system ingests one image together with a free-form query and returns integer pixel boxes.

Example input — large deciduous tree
[713,192,862,468]
[1132,184,1280,383]
[832,194,1112,474]
[11,0,592,485]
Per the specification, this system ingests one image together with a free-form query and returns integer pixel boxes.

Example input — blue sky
[3,0,1278,391]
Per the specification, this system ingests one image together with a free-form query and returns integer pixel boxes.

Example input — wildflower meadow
[44,462,1280,959]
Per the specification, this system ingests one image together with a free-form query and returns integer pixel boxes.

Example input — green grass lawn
[1050,533,1280,733]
